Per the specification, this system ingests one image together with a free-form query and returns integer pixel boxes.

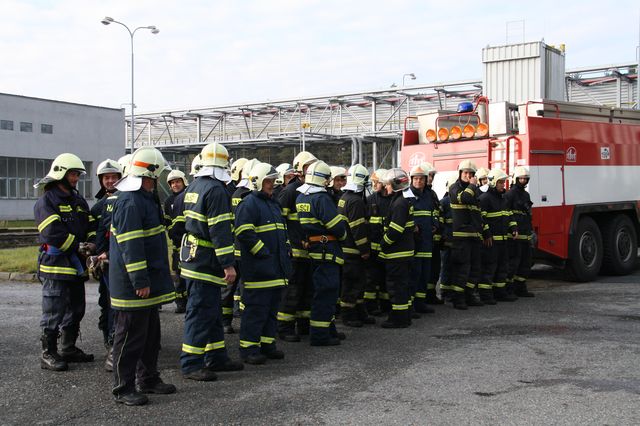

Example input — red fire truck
[401,97,640,281]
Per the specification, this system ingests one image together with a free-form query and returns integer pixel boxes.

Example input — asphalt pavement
[1,268,639,425]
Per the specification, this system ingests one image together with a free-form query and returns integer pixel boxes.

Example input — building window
[1,120,13,131]
[20,122,33,132]
[41,124,53,134]
[0,156,93,200]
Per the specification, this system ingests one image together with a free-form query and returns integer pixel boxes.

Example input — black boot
[515,281,535,297]
[364,299,382,316]
[278,321,301,342]
[425,289,444,305]
[222,316,235,334]
[174,297,187,314]
[451,292,468,310]
[478,289,497,305]
[60,328,94,363]
[40,332,68,371]
[413,299,435,314]
[506,282,519,301]
[381,310,410,329]
[494,286,517,302]
[341,307,364,328]
[356,304,376,325]
[465,289,484,307]
[296,318,310,336]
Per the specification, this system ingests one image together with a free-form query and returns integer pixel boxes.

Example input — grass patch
[0,220,35,229]
[0,246,39,273]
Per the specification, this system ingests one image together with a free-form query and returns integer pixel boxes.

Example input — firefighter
[408,164,436,314]
[89,158,122,371]
[222,158,260,334]
[438,179,454,302]
[379,168,415,328]
[364,168,390,315]
[164,169,189,313]
[423,163,444,305]
[338,164,374,327]
[235,162,292,364]
[476,167,490,192]
[108,147,177,406]
[479,169,519,303]
[327,166,347,205]
[296,160,348,345]
[227,157,248,197]
[273,163,295,199]
[277,151,317,342]
[34,153,95,372]
[180,142,244,382]
[505,166,535,298]
[448,160,489,310]
[167,156,202,313]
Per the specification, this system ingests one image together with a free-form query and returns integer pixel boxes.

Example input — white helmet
[293,151,318,172]
[488,168,508,187]
[305,161,332,187]
[371,168,388,184]
[190,155,202,176]
[117,154,133,176]
[421,162,437,176]
[96,158,122,177]
[34,153,86,188]
[241,158,260,182]
[346,164,369,187]
[409,164,427,177]
[249,162,279,191]
[329,166,347,186]
[167,169,188,187]
[476,167,489,180]
[384,168,410,192]
[513,165,530,179]
[200,142,229,168]
[458,159,478,173]
[128,147,167,179]
[230,158,248,181]
[275,163,295,185]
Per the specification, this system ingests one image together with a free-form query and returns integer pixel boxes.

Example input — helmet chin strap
[60,177,77,194]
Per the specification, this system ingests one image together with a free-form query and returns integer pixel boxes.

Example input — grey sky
[2,0,638,113]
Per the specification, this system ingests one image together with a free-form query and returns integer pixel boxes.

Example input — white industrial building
[0,93,124,220]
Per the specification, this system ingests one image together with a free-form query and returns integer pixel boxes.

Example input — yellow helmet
[305,160,332,187]
[513,165,530,179]
[230,158,248,181]
[293,151,317,172]
[371,168,388,184]
[346,164,369,187]
[249,162,279,191]
[200,142,229,168]
[190,155,202,176]
[167,169,188,187]
[275,163,295,185]
[384,168,410,192]
[488,168,508,187]
[35,153,86,188]
[128,147,167,179]
[476,167,489,180]
[117,154,133,176]
[458,159,477,173]
[96,158,122,177]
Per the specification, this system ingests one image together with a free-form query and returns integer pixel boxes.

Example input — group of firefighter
[33,142,534,406]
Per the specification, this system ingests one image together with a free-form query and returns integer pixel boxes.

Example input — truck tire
[601,214,638,275]
[564,216,603,282]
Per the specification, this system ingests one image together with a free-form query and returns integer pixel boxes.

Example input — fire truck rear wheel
[565,216,603,282]
[601,214,638,276]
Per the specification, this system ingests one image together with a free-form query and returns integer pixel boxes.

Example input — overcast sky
[2,0,638,113]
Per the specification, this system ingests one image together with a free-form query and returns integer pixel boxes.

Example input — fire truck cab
[401,97,640,281]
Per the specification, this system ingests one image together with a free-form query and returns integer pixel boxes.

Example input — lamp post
[402,72,416,87]
[101,16,159,153]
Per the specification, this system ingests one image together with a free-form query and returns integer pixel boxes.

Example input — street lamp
[101,16,159,153]
[402,73,416,87]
